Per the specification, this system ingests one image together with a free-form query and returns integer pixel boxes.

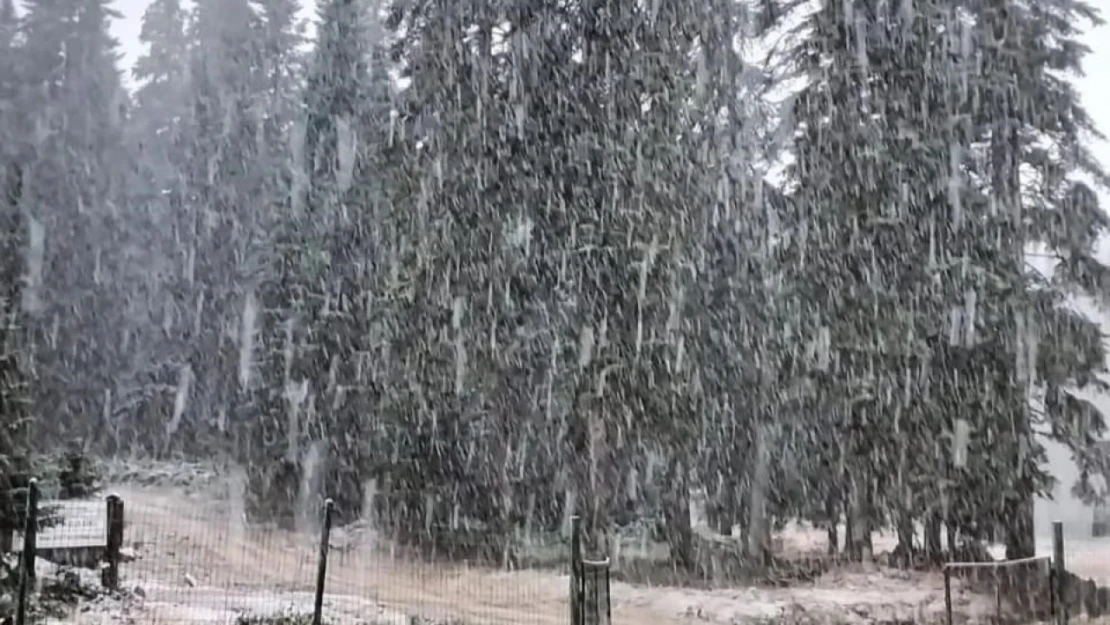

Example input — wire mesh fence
[3,481,582,625]
[943,555,1056,625]
[16,477,1110,625]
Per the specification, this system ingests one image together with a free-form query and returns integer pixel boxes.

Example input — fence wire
[17,482,1110,625]
[944,555,1055,625]
[7,485,566,625]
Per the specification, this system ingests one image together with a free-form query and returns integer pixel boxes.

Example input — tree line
[0,0,1108,571]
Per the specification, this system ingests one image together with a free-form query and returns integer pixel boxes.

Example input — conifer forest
[2,0,1110,603]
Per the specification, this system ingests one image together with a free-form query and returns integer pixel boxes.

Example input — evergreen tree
[133,0,190,117]
[772,0,1110,561]
[240,0,305,524]
[0,0,19,169]
[375,0,497,543]
[119,0,193,455]
[17,0,130,444]
[0,164,26,576]
[966,0,1110,558]
[175,0,266,458]
[380,0,741,563]
[0,4,30,554]
[305,0,392,525]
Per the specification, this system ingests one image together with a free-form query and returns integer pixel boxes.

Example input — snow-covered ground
[27,482,1049,625]
[27,463,1110,625]
[1036,535,1110,587]
[778,519,1110,587]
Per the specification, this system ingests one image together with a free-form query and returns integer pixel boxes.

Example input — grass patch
[235,611,322,625]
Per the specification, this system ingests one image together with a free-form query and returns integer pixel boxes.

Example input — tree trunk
[0,485,10,553]
[705,494,720,535]
[493,433,514,567]
[296,439,326,535]
[716,475,738,536]
[844,499,855,557]
[825,494,839,556]
[560,485,577,537]
[925,512,943,563]
[847,473,872,561]
[747,422,773,565]
[227,462,247,539]
[663,457,694,570]
[1005,495,1036,559]
[582,410,610,556]
[895,509,914,568]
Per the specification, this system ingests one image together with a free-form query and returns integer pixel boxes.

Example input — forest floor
[35,466,1108,625]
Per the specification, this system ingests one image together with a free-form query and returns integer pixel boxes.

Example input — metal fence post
[994,564,1002,624]
[16,478,39,625]
[312,498,335,625]
[102,494,125,589]
[591,564,599,625]
[1054,521,1066,625]
[602,560,611,625]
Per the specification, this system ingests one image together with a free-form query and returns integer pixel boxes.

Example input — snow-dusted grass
[68,463,1110,624]
[49,480,1017,625]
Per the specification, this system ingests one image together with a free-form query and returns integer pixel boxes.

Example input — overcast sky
[109,0,316,76]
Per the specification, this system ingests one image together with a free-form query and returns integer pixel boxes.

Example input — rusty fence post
[102,494,124,589]
[16,478,39,625]
[312,498,334,625]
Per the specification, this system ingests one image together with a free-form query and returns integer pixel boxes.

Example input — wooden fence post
[312,498,334,625]
[16,478,39,625]
[1054,521,1066,625]
[582,559,611,625]
[102,494,124,590]
[944,565,953,625]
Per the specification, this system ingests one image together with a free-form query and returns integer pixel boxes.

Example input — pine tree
[0,0,28,556]
[0,0,21,222]
[131,0,190,190]
[17,0,130,444]
[256,0,371,525]
[770,0,1110,562]
[307,0,393,525]
[380,0,741,563]
[0,0,19,167]
[965,0,1110,558]
[237,0,305,525]
[119,0,193,455]
[176,0,265,458]
[691,42,798,558]
[133,0,189,116]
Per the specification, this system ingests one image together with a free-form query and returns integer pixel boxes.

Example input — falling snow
[3,0,1110,620]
